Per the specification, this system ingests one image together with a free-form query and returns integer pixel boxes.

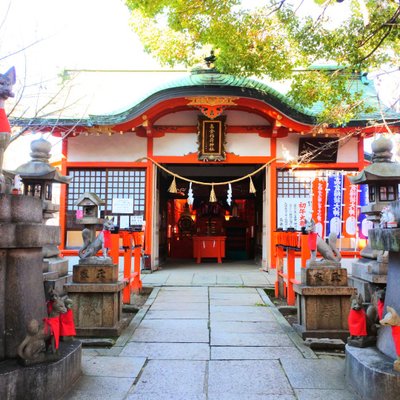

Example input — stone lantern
[348,135,400,301]
[14,137,72,295]
[349,136,400,228]
[15,137,71,221]
[75,192,105,244]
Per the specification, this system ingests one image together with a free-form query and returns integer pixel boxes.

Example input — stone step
[43,271,59,281]
[47,257,69,276]
[44,274,73,296]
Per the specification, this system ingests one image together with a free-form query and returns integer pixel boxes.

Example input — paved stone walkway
[64,286,357,400]
[141,260,277,287]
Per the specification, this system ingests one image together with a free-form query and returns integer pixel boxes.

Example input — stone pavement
[141,260,277,288]
[64,283,357,399]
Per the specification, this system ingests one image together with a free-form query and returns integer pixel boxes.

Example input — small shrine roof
[75,192,105,207]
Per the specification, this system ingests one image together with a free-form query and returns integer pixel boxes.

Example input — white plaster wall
[155,110,270,126]
[226,134,271,156]
[277,133,299,161]
[153,133,197,156]
[67,133,147,162]
[337,137,358,163]
[224,110,270,125]
[156,110,198,125]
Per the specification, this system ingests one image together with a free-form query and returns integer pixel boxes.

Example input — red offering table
[193,236,226,263]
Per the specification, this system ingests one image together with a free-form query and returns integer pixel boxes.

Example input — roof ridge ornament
[186,96,238,119]
[204,50,216,69]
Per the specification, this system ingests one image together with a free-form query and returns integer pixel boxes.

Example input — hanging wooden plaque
[197,116,226,161]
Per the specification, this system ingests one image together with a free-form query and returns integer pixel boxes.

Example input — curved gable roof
[90,69,399,128]
[12,68,400,130]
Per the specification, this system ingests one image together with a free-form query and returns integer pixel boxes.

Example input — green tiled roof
[90,68,400,127]
[13,68,400,128]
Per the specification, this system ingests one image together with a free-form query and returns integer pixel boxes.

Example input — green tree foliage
[125,0,400,125]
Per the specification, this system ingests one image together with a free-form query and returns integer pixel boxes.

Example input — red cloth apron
[392,326,400,356]
[378,300,385,320]
[308,232,318,251]
[0,108,11,132]
[103,230,112,248]
[348,309,367,336]
[44,316,60,349]
[60,309,76,336]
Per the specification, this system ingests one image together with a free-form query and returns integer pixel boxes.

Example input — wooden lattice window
[277,169,357,198]
[66,168,146,229]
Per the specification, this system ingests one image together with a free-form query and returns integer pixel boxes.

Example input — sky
[1,0,172,168]
[0,0,158,77]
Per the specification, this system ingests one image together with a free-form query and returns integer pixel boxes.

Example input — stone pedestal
[349,253,387,302]
[294,266,356,341]
[43,257,72,296]
[0,194,82,399]
[0,195,58,359]
[0,340,81,400]
[65,262,124,337]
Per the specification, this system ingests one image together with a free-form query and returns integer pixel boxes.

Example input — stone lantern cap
[75,192,105,208]
[14,137,71,184]
[75,192,105,225]
[349,136,400,185]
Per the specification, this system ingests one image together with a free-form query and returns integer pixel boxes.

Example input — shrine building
[17,67,400,270]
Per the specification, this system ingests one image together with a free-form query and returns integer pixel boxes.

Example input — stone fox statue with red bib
[79,217,114,260]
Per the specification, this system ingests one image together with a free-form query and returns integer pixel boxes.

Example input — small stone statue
[79,217,114,261]
[305,219,341,264]
[347,293,378,348]
[17,290,67,365]
[380,306,400,372]
[17,319,47,362]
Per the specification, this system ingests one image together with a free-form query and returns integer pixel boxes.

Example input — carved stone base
[294,284,356,341]
[301,267,348,286]
[346,345,400,400]
[64,281,124,337]
[17,350,61,366]
[73,263,119,283]
[347,336,377,348]
[0,341,81,400]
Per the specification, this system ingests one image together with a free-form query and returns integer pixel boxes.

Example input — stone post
[0,195,60,359]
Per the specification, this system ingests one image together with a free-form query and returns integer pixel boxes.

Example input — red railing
[109,230,143,304]
[273,231,310,306]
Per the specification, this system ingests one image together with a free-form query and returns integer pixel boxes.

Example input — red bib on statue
[308,232,318,251]
[103,230,111,248]
[348,309,367,336]
[0,109,10,133]
[60,309,76,336]
[392,326,400,356]
[44,316,60,349]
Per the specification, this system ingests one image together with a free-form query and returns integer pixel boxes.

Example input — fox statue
[79,217,114,260]
[380,306,400,372]
[347,293,378,347]
[304,219,341,263]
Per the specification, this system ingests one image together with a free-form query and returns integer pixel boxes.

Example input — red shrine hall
[15,67,400,270]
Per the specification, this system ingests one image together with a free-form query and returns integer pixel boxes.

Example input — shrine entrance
[155,164,266,266]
